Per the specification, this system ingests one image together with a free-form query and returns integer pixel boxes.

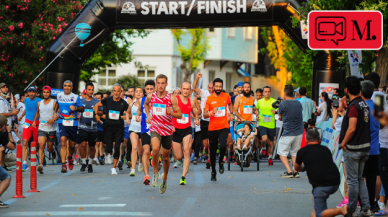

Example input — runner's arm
[233,96,245,121]
[192,73,202,95]
[144,93,152,121]
[136,98,143,116]
[94,101,103,123]
[53,100,59,121]
[294,162,304,172]
[191,98,198,120]
[170,95,182,119]
[228,100,234,122]
[33,101,40,125]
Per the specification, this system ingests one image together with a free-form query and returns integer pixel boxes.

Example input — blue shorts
[58,123,78,142]
[0,165,11,181]
[123,126,130,140]
[230,121,235,140]
[313,185,339,217]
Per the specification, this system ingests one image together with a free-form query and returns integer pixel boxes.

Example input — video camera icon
[315,17,346,46]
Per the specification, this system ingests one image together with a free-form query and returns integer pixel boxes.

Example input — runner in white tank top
[33,86,59,174]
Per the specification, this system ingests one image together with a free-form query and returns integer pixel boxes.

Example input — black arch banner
[45,0,307,92]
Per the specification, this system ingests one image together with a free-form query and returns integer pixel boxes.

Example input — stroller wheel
[227,148,230,171]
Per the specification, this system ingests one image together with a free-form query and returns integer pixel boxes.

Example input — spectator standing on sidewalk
[339,76,373,217]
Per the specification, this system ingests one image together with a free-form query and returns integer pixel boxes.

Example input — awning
[237,68,250,77]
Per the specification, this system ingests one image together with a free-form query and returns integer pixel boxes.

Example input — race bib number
[41,120,50,129]
[132,113,137,120]
[23,123,30,129]
[177,114,189,124]
[243,105,253,114]
[63,120,74,126]
[263,114,272,122]
[83,109,93,118]
[109,110,120,120]
[153,104,166,116]
[215,107,226,117]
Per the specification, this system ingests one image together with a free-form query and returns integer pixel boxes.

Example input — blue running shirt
[57,92,83,126]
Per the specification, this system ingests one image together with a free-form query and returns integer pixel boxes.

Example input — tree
[291,0,388,82]
[0,0,148,92]
[116,75,143,89]
[171,29,210,83]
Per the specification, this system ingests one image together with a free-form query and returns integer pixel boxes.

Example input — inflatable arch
[45,0,334,96]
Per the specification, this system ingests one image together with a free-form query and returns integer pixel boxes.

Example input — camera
[332,95,339,108]
[272,97,282,109]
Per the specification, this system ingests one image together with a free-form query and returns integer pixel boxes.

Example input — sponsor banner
[347,50,363,78]
[319,83,339,99]
[300,20,308,39]
[51,88,64,97]
[116,0,274,24]
[308,11,383,50]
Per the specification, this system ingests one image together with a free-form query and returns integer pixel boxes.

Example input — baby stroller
[227,121,259,172]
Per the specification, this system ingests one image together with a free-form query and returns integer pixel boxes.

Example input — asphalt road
[0,161,343,217]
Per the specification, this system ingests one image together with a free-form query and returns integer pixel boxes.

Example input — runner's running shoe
[173,161,178,168]
[92,158,99,165]
[129,168,136,177]
[118,161,123,171]
[219,163,224,174]
[0,201,9,208]
[206,160,211,169]
[336,199,348,208]
[138,163,144,172]
[88,165,93,173]
[80,164,87,172]
[37,164,44,174]
[22,163,29,172]
[268,158,273,166]
[143,175,151,185]
[159,179,167,194]
[211,171,217,182]
[151,173,160,187]
[180,176,186,185]
[193,158,197,165]
[67,156,74,170]
[111,168,117,175]
[61,164,67,173]
[127,161,132,168]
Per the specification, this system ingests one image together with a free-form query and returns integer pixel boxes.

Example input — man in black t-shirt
[295,128,345,217]
[94,84,129,175]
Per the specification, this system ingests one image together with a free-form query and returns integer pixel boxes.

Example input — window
[209,28,215,32]
[226,73,232,93]
[227,28,235,38]
[244,27,254,40]
[209,70,215,83]
[98,69,117,86]
[137,69,155,84]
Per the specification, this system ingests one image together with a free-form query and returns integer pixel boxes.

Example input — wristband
[74,106,77,111]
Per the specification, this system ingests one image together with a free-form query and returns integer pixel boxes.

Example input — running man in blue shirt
[57,80,84,173]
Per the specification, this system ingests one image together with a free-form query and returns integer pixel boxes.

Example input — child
[236,124,257,150]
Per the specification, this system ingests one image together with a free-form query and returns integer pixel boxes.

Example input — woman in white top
[315,92,332,124]
[127,87,144,176]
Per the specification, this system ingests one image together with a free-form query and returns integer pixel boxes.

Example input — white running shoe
[151,173,160,187]
[92,158,99,165]
[108,154,113,165]
[138,163,143,172]
[129,168,136,177]
[173,162,178,168]
[111,168,117,175]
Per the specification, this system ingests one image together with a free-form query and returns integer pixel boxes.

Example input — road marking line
[2,212,152,216]
[98,197,112,200]
[60,204,126,207]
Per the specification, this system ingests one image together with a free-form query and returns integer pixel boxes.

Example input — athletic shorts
[277,135,303,157]
[123,126,130,140]
[129,131,141,138]
[58,123,78,142]
[22,121,39,142]
[230,122,235,141]
[97,130,105,143]
[151,131,172,150]
[200,120,209,140]
[256,127,262,139]
[173,126,192,143]
[141,133,151,146]
[0,165,10,181]
[76,131,82,144]
[258,126,276,142]
[38,130,56,143]
[78,129,98,147]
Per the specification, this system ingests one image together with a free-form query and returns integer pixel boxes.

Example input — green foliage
[116,75,143,89]
[260,27,317,96]
[291,0,388,75]
[171,29,209,81]
[0,0,149,92]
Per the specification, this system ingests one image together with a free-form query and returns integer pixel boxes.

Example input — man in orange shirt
[233,82,255,122]
[204,78,234,182]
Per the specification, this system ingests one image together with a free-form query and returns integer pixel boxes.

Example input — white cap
[14,94,20,101]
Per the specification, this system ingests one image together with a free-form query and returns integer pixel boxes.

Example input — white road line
[3,212,152,216]
[59,204,126,207]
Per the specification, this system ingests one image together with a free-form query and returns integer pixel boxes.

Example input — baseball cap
[28,86,37,92]
[0,115,7,128]
[0,83,7,88]
[237,81,244,87]
[14,94,20,100]
[294,87,300,94]
[42,86,52,92]
[82,89,86,95]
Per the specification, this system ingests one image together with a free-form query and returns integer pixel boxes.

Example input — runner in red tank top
[144,74,182,194]
[172,82,200,185]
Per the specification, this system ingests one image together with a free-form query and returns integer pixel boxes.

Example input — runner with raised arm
[144,74,182,194]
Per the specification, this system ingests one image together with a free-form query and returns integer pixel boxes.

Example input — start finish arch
[45,0,338,99]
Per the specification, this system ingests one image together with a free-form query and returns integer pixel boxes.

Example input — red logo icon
[308,11,383,50]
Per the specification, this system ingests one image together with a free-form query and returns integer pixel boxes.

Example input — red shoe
[67,156,74,170]
[234,162,238,165]
[61,164,68,173]
[268,158,273,166]
[262,150,267,157]
[143,175,150,185]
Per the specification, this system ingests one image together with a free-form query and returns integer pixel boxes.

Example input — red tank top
[173,95,191,129]
[150,91,173,136]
